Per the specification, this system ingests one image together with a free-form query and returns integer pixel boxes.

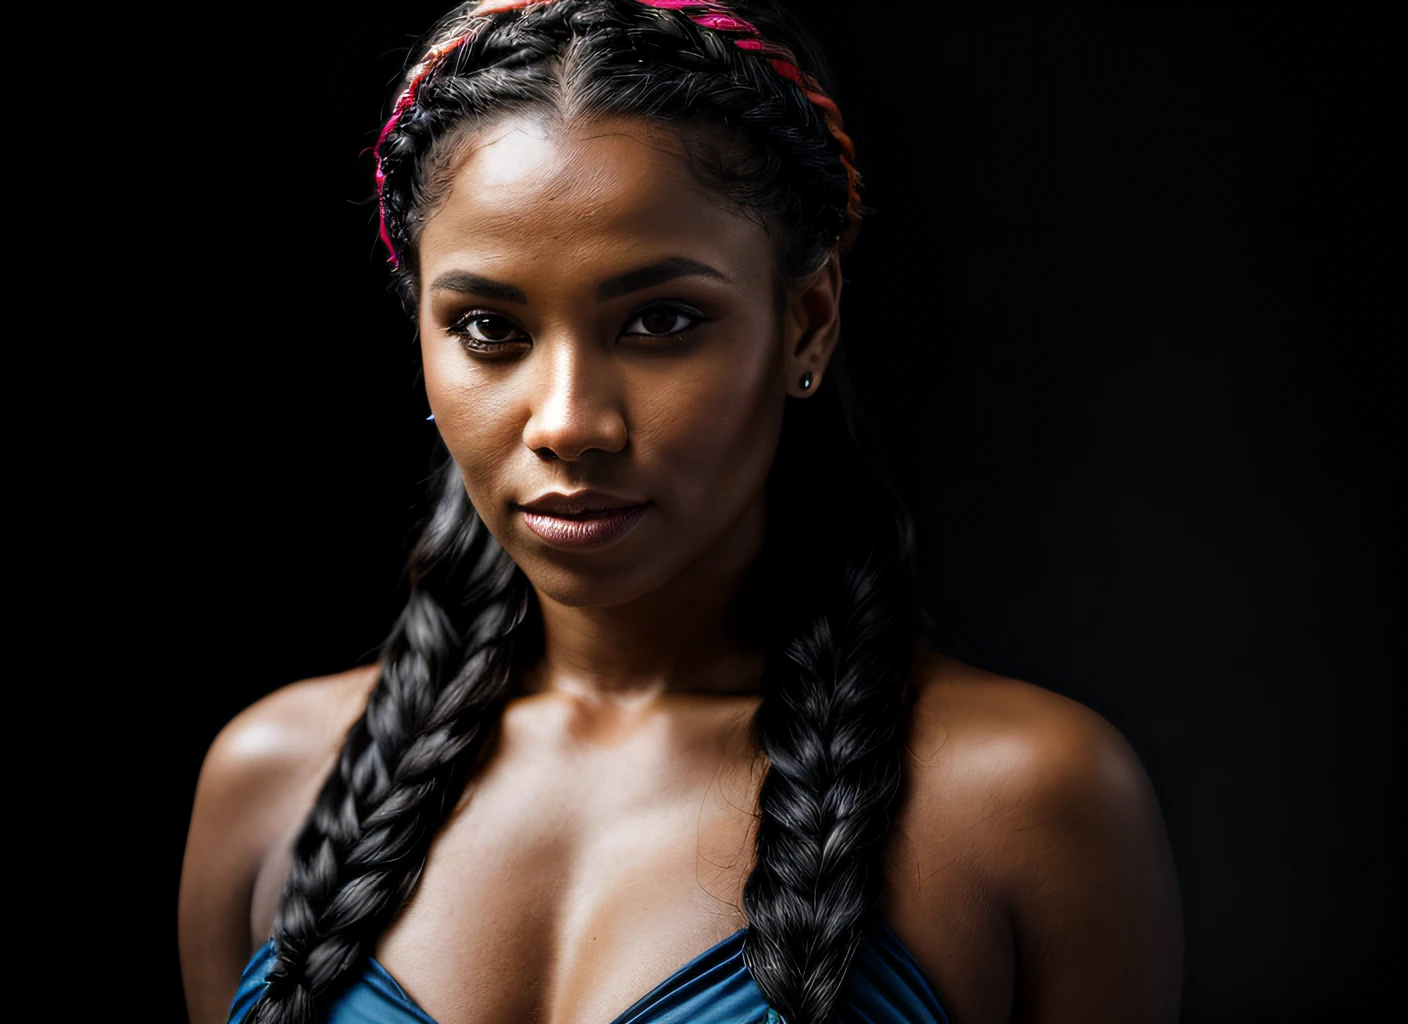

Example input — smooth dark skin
[180,114,1182,1024]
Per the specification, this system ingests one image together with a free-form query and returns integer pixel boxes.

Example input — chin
[519,553,679,609]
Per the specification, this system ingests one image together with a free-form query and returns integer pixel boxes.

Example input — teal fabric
[228,913,952,1024]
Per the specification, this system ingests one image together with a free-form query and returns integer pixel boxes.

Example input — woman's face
[416,113,838,609]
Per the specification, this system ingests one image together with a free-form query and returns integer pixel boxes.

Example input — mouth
[515,502,651,549]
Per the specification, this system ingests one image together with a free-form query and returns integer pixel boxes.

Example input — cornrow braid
[253,4,924,1023]
[373,0,555,267]
[373,0,862,271]
[632,0,861,245]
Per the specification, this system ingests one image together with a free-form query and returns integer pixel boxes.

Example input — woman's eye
[623,306,703,339]
[448,312,528,346]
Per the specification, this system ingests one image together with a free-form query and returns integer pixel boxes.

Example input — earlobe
[785,254,843,397]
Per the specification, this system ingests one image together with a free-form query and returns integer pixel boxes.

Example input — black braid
[253,3,924,1022]
[742,361,921,1023]
[247,458,537,1023]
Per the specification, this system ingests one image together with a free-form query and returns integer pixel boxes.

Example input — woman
[179,1,1183,1022]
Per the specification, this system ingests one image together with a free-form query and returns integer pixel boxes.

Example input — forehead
[415,113,773,280]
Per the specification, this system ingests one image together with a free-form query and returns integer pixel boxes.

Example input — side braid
[742,371,921,1024]
[247,457,536,1024]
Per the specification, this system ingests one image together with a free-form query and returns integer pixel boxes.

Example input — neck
[519,496,770,705]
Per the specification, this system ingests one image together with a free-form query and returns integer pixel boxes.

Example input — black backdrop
[152,4,1398,1021]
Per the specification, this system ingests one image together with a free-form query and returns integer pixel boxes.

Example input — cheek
[422,347,519,510]
[642,332,784,508]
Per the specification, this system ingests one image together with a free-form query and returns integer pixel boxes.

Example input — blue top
[228,913,953,1024]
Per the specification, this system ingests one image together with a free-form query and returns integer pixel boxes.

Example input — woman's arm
[178,668,378,1024]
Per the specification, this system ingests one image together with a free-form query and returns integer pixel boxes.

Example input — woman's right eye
[447,312,529,349]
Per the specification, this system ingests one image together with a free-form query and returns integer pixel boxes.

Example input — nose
[521,338,629,461]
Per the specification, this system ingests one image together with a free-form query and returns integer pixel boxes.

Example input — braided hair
[248,3,927,1022]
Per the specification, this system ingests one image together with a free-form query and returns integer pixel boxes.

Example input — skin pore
[179,111,1182,1024]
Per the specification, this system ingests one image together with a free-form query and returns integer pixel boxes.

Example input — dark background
[148,3,1398,1021]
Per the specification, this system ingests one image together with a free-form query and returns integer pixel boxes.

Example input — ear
[780,253,843,397]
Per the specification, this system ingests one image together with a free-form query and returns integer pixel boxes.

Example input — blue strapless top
[228,913,952,1024]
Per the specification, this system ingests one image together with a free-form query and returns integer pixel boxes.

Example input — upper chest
[251,685,1016,1024]
[372,692,766,1024]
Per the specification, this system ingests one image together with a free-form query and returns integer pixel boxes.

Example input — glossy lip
[513,490,652,551]
[517,502,651,550]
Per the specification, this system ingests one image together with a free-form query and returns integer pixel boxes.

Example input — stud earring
[799,371,813,391]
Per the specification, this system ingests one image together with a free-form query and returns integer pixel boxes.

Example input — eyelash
[446,302,707,354]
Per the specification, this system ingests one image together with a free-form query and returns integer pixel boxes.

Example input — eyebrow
[596,257,730,301]
[429,271,529,304]
[429,257,729,306]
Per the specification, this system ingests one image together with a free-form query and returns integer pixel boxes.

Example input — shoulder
[178,665,379,1024]
[896,647,1183,1018]
[901,647,1158,855]
[197,665,380,804]
[183,663,380,884]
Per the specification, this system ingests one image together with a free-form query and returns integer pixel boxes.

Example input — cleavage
[374,690,763,1024]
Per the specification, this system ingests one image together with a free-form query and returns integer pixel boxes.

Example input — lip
[516,489,648,516]
[514,491,652,550]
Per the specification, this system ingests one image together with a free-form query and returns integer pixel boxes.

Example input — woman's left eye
[622,306,704,339]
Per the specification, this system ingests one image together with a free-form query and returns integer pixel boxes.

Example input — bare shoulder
[182,662,381,891]
[199,665,380,797]
[178,664,379,1024]
[893,646,1182,1022]
[902,647,1154,841]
